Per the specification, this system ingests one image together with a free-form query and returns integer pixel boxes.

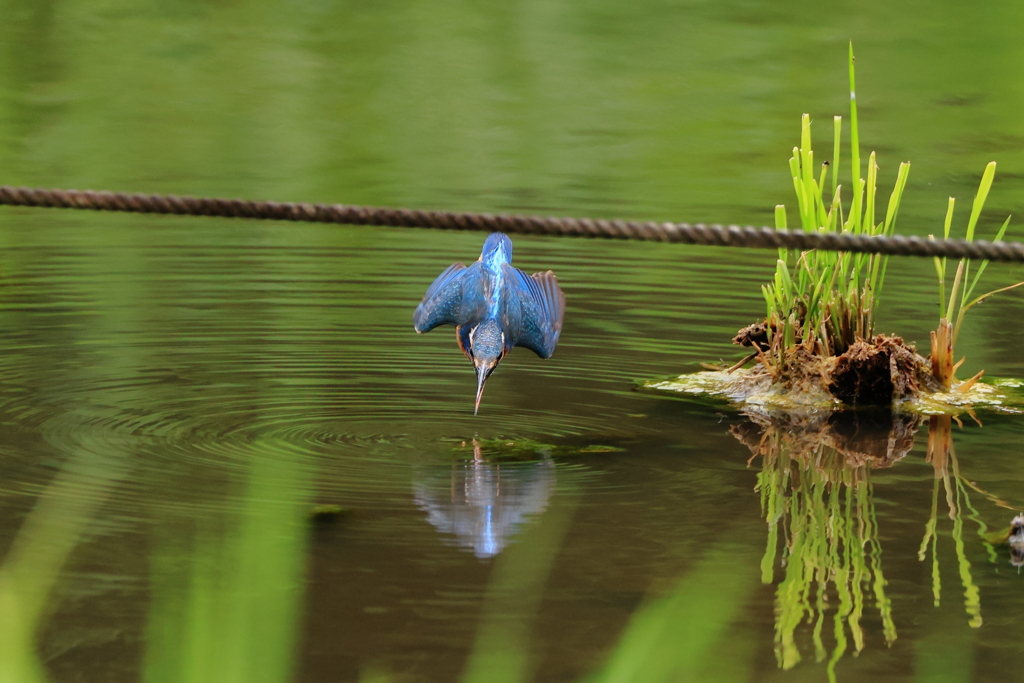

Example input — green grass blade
[937,198,956,313]
[865,152,877,235]
[849,43,860,190]
[993,213,1012,242]
[881,162,910,237]
[775,205,789,262]
[946,261,965,328]
[832,116,842,198]
[943,196,956,239]
[762,285,776,319]
[800,115,818,229]
[775,205,788,230]
[790,152,814,232]
[965,162,996,242]
[963,215,1012,303]
[961,279,1024,320]
[932,252,945,313]
[777,260,794,304]
[846,178,865,235]
[828,184,842,232]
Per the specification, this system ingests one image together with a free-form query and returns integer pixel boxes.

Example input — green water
[3,1,1024,681]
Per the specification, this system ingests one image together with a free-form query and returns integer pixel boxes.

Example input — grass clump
[929,164,1022,391]
[726,43,926,407]
[763,45,909,366]
[726,44,1021,411]
[643,45,1024,413]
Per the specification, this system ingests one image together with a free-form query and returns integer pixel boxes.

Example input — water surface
[3,1,1024,682]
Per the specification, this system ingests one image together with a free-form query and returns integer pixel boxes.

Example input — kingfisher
[413,232,565,414]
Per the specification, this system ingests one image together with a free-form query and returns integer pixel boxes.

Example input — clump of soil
[733,322,772,352]
[731,327,939,408]
[828,335,935,406]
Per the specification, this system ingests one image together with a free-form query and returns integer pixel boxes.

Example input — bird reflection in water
[413,439,555,558]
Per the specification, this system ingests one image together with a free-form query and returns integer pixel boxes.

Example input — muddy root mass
[734,329,937,407]
[829,335,931,406]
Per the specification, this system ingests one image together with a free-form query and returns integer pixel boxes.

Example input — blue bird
[413,232,566,414]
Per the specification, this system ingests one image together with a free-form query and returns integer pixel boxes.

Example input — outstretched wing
[501,264,565,358]
[409,262,485,333]
[413,263,469,332]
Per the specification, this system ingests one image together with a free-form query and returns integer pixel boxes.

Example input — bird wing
[501,264,565,358]
[413,262,488,333]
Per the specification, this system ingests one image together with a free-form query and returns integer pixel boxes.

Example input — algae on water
[640,366,1024,416]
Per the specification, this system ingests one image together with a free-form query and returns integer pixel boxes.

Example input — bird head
[469,320,505,415]
[480,232,513,267]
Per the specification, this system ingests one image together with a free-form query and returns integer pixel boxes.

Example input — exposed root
[725,352,757,374]
[957,370,985,393]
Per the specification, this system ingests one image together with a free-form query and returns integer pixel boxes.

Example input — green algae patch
[450,437,625,460]
[575,444,626,454]
[639,368,1024,417]
[908,378,1024,415]
[641,368,838,412]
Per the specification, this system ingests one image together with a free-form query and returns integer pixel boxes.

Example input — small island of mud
[641,327,1023,416]
[643,55,1024,417]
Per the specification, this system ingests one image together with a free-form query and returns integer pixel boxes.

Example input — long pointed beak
[474,364,489,416]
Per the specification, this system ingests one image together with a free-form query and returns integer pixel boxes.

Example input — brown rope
[2,185,1024,262]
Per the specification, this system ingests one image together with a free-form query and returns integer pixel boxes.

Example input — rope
[2,185,1024,262]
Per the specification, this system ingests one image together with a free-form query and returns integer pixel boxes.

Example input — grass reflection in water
[919,415,988,629]
[732,408,1018,681]
[734,411,912,679]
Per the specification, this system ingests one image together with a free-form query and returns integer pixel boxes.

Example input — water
[4,1,1024,681]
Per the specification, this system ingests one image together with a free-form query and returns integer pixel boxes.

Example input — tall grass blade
[832,116,842,198]
[776,205,788,262]
[965,162,997,242]
[963,215,1012,303]
[848,43,860,190]
[864,152,877,235]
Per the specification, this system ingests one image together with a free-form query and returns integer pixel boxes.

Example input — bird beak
[473,359,498,415]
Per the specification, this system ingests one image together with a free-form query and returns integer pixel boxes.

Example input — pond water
[4,1,1024,682]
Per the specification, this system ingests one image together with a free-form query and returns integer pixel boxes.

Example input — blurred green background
[3,1,1024,682]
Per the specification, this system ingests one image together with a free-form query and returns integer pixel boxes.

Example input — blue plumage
[413,232,565,414]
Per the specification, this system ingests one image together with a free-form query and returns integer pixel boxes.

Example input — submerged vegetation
[645,45,1024,414]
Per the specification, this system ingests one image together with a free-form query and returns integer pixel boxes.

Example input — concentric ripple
[0,221,772,475]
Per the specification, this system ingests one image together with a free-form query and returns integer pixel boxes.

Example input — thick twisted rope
[2,185,1023,262]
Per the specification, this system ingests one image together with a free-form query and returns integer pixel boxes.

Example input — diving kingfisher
[413,232,566,414]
